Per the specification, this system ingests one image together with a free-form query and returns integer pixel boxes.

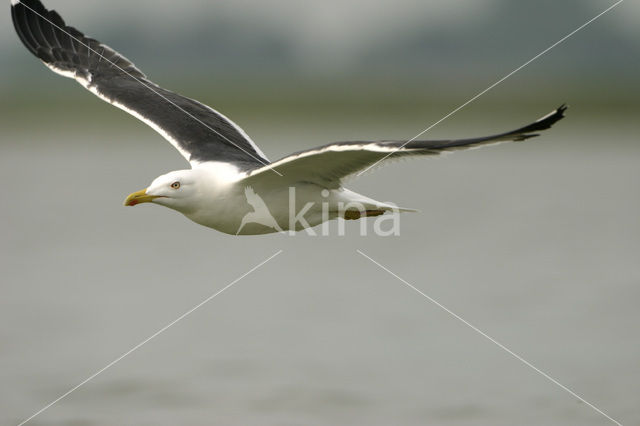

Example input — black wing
[11,0,269,169]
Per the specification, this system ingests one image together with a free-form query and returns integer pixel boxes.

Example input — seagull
[11,0,566,235]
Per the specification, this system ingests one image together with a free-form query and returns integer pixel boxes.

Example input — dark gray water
[1,112,638,425]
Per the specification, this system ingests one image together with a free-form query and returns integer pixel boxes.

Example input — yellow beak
[124,188,162,206]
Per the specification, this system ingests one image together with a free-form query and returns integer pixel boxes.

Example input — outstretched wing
[11,0,269,170]
[244,105,567,188]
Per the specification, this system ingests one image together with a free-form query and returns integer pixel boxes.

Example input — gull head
[124,170,199,212]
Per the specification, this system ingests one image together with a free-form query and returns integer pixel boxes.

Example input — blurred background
[1,1,638,425]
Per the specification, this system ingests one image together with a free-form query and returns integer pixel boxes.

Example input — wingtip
[557,103,569,115]
[534,103,568,126]
[547,103,568,119]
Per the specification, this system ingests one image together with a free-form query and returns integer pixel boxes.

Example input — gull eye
[171,181,181,189]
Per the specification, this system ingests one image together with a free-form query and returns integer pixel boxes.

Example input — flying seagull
[11,0,566,235]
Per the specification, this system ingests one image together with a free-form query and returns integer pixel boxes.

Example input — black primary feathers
[11,0,270,169]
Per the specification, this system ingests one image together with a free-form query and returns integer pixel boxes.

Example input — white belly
[183,182,392,235]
